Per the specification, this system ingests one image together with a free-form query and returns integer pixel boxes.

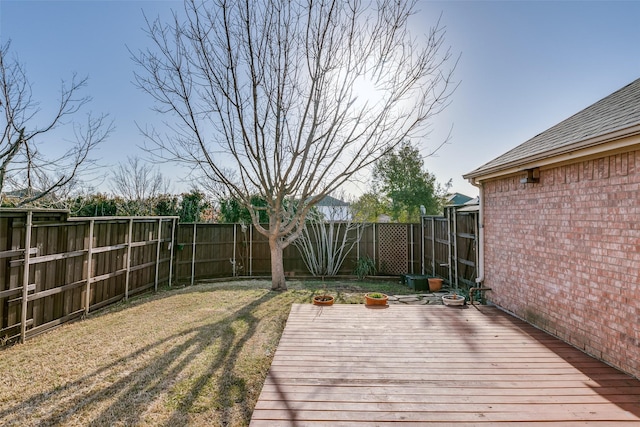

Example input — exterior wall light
[520,167,540,184]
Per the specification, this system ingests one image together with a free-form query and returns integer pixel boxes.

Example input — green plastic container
[405,274,429,291]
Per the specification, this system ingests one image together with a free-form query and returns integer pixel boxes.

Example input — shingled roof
[316,195,349,207]
[464,77,640,180]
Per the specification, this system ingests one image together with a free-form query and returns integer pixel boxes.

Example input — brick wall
[483,150,640,379]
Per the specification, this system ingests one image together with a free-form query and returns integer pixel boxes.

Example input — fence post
[410,224,414,274]
[373,223,377,268]
[233,224,237,276]
[420,216,425,275]
[474,212,479,285]
[125,218,133,300]
[431,219,436,275]
[356,226,360,261]
[446,209,453,286]
[168,218,176,288]
[154,218,162,292]
[452,208,459,289]
[191,223,197,286]
[20,210,33,344]
[249,225,253,276]
[85,219,95,315]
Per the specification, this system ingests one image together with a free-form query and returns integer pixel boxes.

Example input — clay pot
[428,277,443,291]
[364,293,388,306]
[313,295,335,306]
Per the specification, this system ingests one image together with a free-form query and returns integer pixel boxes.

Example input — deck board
[250,304,640,426]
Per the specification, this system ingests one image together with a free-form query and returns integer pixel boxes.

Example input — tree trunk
[269,237,288,291]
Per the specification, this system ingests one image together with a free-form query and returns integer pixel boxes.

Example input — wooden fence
[173,211,477,288]
[172,222,424,283]
[0,209,177,343]
[422,205,479,288]
[1,207,477,343]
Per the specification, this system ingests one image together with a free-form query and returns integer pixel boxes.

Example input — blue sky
[1,0,639,198]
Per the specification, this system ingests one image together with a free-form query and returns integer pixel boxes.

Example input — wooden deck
[250,303,640,426]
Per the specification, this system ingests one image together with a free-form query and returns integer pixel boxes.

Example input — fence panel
[174,223,195,281]
[454,212,478,288]
[28,220,88,339]
[91,219,128,310]
[250,229,271,276]
[128,219,172,297]
[409,224,422,275]
[1,206,478,343]
[377,223,409,275]
[333,223,365,276]
[356,223,376,268]
[174,224,251,282]
[0,210,177,343]
[173,222,426,281]
[433,217,450,280]
[421,207,479,289]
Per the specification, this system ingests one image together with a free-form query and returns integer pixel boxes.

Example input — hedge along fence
[0,209,177,344]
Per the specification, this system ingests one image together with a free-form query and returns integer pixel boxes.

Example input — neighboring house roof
[457,196,479,212]
[377,213,391,223]
[464,77,640,181]
[445,192,473,206]
[4,188,43,198]
[316,195,350,207]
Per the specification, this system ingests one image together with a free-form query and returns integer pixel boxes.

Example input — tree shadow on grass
[0,290,282,426]
[84,279,274,320]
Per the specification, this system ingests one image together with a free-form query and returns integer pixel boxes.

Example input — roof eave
[464,123,640,183]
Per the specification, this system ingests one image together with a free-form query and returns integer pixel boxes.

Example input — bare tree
[0,41,113,207]
[134,0,457,290]
[110,156,171,215]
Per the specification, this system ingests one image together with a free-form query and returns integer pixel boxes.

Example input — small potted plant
[313,284,335,306]
[364,292,388,306]
[313,293,335,306]
[442,292,465,306]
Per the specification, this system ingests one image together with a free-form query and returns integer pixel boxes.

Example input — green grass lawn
[0,279,413,427]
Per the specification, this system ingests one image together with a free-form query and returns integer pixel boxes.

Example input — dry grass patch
[0,279,407,426]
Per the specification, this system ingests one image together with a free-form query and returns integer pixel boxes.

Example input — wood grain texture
[250,304,640,426]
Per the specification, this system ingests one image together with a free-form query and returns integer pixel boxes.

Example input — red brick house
[464,78,640,379]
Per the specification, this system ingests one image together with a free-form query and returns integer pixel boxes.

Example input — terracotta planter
[313,295,334,306]
[364,293,388,306]
[428,277,443,292]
